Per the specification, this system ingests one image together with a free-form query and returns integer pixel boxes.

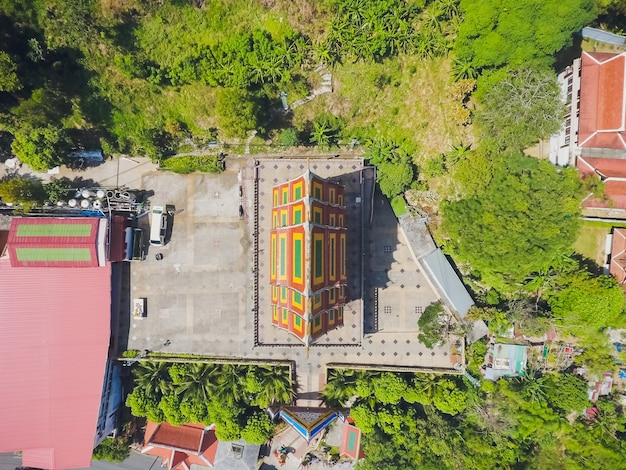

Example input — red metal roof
[108,214,129,262]
[143,422,218,470]
[7,217,102,267]
[0,257,112,469]
[579,52,626,150]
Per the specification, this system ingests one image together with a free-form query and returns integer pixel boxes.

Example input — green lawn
[391,195,407,217]
[573,221,626,266]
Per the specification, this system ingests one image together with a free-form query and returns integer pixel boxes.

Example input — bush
[215,89,260,138]
[93,437,130,463]
[0,176,46,206]
[278,128,299,147]
[160,155,224,174]
[43,177,74,203]
[417,301,446,349]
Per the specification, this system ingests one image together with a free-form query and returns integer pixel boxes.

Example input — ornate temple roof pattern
[270,172,347,344]
[268,406,347,442]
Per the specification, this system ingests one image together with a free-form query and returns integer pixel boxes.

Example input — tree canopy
[476,67,564,151]
[442,153,584,288]
[548,273,625,337]
[364,139,416,199]
[126,361,293,444]
[0,51,21,92]
[456,0,596,73]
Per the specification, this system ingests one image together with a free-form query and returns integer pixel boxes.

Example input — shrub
[278,128,299,147]
[93,437,130,463]
[0,176,46,206]
[160,155,224,174]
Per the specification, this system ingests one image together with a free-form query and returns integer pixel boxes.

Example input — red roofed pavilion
[578,51,626,150]
[270,172,347,345]
[142,422,219,469]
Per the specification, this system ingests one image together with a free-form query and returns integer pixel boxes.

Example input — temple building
[270,172,347,345]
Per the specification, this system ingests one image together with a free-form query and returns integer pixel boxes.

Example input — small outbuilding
[484,343,528,381]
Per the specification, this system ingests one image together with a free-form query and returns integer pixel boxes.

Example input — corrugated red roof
[143,422,218,469]
[0,257,111,469]
[610,228,626,285]
[579,52,626,150]
[7,217,102,267]
[108,215,129,262]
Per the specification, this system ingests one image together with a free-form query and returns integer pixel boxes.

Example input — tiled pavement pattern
[127,156,459,401]
[256,159,365,347]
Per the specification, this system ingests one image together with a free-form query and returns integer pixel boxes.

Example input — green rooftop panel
[15,248,93,262]
[16,224,93,238]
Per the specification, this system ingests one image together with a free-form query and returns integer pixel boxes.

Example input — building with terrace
[270,172,348,345]
[551,51,626,212]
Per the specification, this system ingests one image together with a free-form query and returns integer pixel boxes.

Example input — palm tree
[451,57,478,81]
[434,0,461,21]
[248,365,295,406]
[445,142,472,166]
[411,373,439,404]
[514,367,548,404]
[310,120,334,150]
[214,364,247,406]
[133,361,172,398]
[322,368,359,407]
[177,363,220,402]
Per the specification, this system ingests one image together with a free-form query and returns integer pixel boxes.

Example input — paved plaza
[123,155,460,398]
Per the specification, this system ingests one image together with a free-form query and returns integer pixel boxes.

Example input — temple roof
[272,406,347,442]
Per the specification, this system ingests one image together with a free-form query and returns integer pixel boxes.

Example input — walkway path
[289,65,333,110]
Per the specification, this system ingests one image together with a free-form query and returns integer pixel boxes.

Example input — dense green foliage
[160,155,224,174]
[126,361,293,443]
[443,153,584,288]
[0,176,45,206]
[0,50,20,92]
[417,301,446,349]
[323,0,462,63]
[319,369,626,469]
[456,0,596,73]
[547,272,624,337]
[364,139,416,198]
[92,437,130,463]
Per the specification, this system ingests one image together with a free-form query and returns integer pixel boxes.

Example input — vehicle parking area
[127,159,257,356]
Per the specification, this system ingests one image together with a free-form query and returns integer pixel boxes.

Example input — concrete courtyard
[124,155,459,399]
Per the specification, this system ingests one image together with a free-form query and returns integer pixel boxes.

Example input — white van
[150,206,167,246]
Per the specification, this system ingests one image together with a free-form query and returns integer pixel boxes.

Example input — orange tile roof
[577,157,626,178]
[579,52,626,150]
[582,180,626,210]
[610,228,626,285]
[143,422,218,470]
